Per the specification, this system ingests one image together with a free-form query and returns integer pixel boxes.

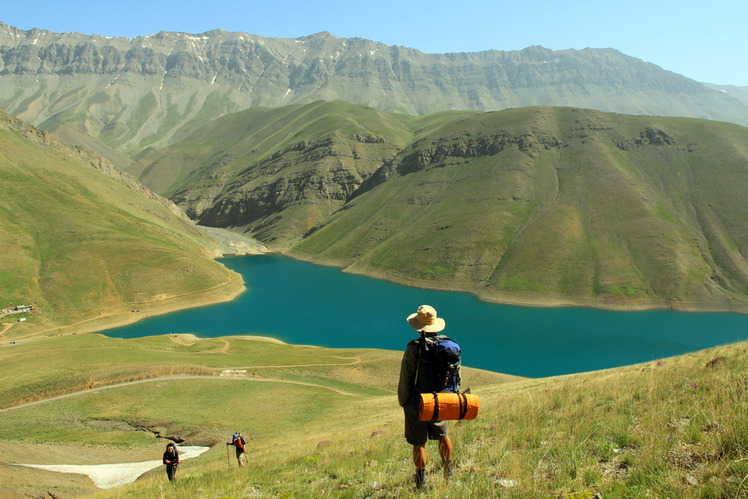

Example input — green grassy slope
[135,103,748,311]
[131,101,426,246]
[52,123,135,171]
[291,107,748,311]
[0,333,512,497]
[0,111,240,338]
[0,335,744,498]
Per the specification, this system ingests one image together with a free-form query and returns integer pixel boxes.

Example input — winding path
[0,374,356,414]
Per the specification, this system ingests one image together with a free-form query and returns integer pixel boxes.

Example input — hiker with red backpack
[226,432,247,467]
[398,305,459,489]
[162,442,180,482]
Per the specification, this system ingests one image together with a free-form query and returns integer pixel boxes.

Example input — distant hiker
[227,432,246,467]
[162,442,180,482]
[398,305,457,489]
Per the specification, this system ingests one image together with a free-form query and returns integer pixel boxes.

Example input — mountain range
[2,22,748,499]
[2,22,748,163]
[2,22,748,314]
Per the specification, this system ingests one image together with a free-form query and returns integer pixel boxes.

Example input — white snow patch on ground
[20,446,209,489]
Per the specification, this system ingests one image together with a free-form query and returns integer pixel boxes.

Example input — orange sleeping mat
[418,392,480,421]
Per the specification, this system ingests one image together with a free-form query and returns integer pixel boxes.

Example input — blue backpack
[418,335,462,393]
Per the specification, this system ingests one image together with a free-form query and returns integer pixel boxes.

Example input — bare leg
[413,444,426,469]
[412,444,427,488]
[439,436,453,480]
[438,436,452,463]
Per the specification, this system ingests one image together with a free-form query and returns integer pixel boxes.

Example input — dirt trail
[0,374,356,414]
[204,339,231,354]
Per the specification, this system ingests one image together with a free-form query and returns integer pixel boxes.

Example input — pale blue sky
[2,0,746,85]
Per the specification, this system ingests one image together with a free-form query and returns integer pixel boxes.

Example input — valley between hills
[3,23,748,325]
[129,102,748,315]
[1,23,747,498]
[4,100,748,344]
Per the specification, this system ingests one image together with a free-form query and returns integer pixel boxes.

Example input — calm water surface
[103,255,748,377]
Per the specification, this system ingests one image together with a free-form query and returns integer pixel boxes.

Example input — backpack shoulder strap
[413,332,426,389]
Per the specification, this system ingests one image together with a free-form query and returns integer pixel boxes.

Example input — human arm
[397,343,417,407]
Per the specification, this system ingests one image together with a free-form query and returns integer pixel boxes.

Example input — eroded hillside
[138,104,748,311]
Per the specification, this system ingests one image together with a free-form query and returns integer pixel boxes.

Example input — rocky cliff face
[2,22,747,159]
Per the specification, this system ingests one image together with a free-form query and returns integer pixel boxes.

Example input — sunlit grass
[2,334,743,498]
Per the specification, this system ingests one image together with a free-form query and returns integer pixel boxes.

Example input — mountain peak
[1,22,747,156]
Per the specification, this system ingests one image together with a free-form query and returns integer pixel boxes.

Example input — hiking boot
[443,461,453,481]
[414,469,427,489]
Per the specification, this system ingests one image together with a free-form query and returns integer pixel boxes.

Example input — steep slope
[0,110,241,337]
[291,107,748,311]
[1,23,747,159]
[705,83,748,107]
[132,100,420,245]
[135,103,748,311]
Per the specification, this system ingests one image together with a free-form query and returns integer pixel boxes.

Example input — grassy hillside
[0,111,242,339]
[140,103,748,311]
[291,107,748,311]
[52,123,135,171]
[130,101,426,245]
[0,333,513,497]
[0,334,744,498]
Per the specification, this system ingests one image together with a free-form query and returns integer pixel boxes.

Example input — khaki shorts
[403,404,448,446]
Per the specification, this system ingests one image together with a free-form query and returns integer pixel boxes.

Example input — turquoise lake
[103,254,748,377]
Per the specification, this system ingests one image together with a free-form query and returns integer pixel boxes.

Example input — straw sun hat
[407,305,445,333]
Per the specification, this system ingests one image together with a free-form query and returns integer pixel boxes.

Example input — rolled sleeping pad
[418,392,480,421]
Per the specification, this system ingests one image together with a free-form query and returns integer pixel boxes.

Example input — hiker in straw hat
[397,305,455,489]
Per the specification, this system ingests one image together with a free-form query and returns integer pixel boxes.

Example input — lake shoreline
[96,253,748,378]
[25,250,746,345]
[89,252,748,339]
[14,267,247,341]
[285,251,748,316]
